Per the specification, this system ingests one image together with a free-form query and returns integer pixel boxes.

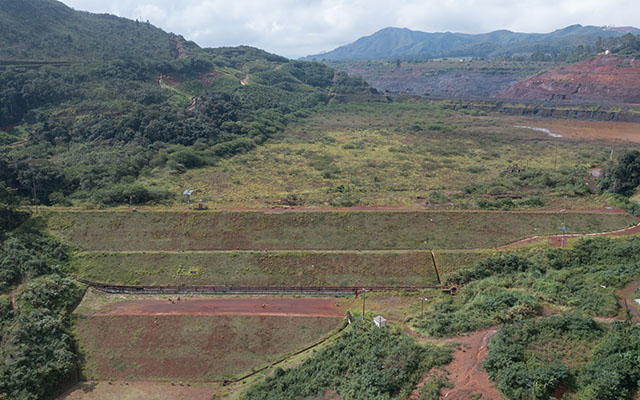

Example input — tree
[620,33,640,53]
[597,150,640,196]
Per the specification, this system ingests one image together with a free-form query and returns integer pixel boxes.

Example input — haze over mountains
[303,25,640,61]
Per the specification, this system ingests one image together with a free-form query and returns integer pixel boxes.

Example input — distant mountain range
[302,25,640,61]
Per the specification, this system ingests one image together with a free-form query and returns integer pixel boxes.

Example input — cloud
[62,0,640,58]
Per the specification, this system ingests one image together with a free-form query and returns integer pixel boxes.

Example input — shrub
[244,323,452,399]
[414,282,538,337]
[483,314,604,400]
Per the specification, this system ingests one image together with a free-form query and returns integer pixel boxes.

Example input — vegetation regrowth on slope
[0,215,83,400]
[484,314,640,400]
[414,236,640,337]
[243,321,452,400]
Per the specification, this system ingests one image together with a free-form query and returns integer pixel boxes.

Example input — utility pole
[420,297,428,318]
[361,289,366,320]
[31,175,38,213]
[558,213,570,248]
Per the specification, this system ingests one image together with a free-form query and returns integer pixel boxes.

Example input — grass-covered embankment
[46,210,636,251]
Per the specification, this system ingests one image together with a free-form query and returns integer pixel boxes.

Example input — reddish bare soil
[75,314,341,380]
[171,36,185,59]
[406,328,503,399]
[90,297,344,318]
[440,329,503,400]
[58,381,214,400]
[501,56,640,104]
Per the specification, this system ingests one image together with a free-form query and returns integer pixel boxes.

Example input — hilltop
[0,0,181,61]
[303,25,640,61]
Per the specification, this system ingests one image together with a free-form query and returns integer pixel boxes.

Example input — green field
[47,210,635,252]
[145,102,635,209]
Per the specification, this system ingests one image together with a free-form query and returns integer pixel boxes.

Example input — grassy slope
[73,290,344,381]
[75,314,342,380]
[72,250,439,286]
[47,210,636,251]
[71,248,507,287]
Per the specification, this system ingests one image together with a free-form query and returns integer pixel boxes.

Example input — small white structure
[373,315,387,328]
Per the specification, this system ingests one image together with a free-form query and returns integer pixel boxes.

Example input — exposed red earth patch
[501,56,640,104]
[90,297,344,318]
[440,329,502,400]
[171,35,185,59]
[58,381,214,400]
[75,313,342,380]
[407,328,503,399]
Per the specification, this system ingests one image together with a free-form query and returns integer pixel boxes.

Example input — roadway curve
[499,215,640,249]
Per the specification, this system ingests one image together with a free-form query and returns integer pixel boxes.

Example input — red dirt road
[440,329,502,400]
[59,381,214,400]
[91,297,344,318]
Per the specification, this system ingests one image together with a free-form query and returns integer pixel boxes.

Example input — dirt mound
[501,56,640,104]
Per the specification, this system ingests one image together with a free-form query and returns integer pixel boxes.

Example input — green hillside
[303,25,640,61]
[0,0,177,61]
[0,0,375,208]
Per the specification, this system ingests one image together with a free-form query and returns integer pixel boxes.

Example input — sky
[61,0,640,58]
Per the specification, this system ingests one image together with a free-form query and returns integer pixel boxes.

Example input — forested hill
[0,0,184,61]
[0,0,375,208]
[303,24,640,61]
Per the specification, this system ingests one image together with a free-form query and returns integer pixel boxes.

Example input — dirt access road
[91,297,344,318]
[500,218,640,249]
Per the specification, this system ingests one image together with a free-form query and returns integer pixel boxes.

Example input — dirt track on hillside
[91,297,344,318]
[439,329,502,400]
[618,279,640,323]
[407,328,503,399]
[500,219,640,249]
